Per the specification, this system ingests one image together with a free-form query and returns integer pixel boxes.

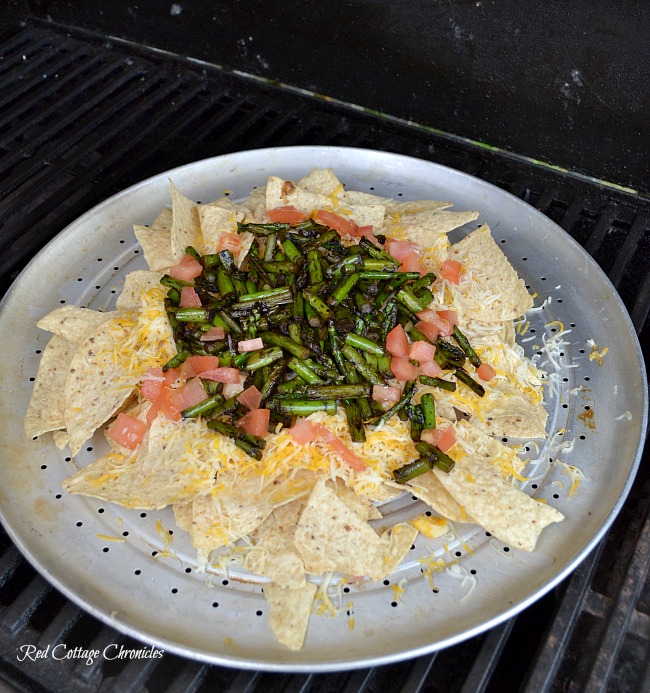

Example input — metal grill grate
[0,21,648,693]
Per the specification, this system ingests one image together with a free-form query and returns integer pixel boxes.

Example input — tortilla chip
[384,199,453,215]
[115,271,165,310]
[24,335,74,438]
[134,224,174,272]
[333,479,382,521]
[298,168,342,196]
[172,501,193,533]
[37,306,117,344]
[382,523,419,573]
[293,478,387,579]
[246,500,306,589]
[264,581,317,651]
[63,415,215,507]
[52,429,69,449]
[63,316,141,455]
[265,176,328,213]
[447,225,533,321]
[170,180,201,261]
[343,203,385,230]
[198,204,243,244]
[394,210,479,243]
[470,391,548,439]
[403,473,474,524]
[190,493,271,552]
[434,422,563,551]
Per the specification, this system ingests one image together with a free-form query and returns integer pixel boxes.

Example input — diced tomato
[237,408,270,437]
[163,367,181,386]
[416,309,438,322]
[200,326,226,342]
[398,251,426,275]
[390,357,420,382]
[186,355,219,375]
[415,320,440,343]
[385,324,410,359]
[199,367,241,383]
[436,310,458,329]
[266,205,308,224]
[313,209,355,236]
[313,423,367,472]
[290,419,318,445]
[145,399,161,427]
[372,384,402,404]
[179,360,196,382]
[386,239,421,263]
[237,337,264,353]
[169,377,207,412]
[419,360,444,377]
[215,232,242,254]
[477,363,496,381]
[155,386,182,422]
[421,425,457,452]
[237,385,263,411]
[355,225,380,245]
[439,259,462,284]
[179,286,202,308]
[107,412,147,450]
[141,367,165,401]
[417,311,455,338]
[409,340,436,363]
[169,254,203,281]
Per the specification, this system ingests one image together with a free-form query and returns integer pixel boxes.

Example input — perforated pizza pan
[0,147,646,671]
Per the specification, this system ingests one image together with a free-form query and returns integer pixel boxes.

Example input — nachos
[25,168,562,650]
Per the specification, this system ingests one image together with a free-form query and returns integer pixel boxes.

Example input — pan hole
[391,602,398,607]
[171,588,178,594]
[102,547,109,553]
[134,569,141,575]
[212,602,219,608]
[76,521,82,527]
[222,579,229,586]
[256,610,263,616]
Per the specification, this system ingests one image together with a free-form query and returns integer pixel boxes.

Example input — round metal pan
[0,146,646,671]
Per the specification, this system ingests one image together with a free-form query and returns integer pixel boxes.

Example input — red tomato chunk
[107,413,147,450]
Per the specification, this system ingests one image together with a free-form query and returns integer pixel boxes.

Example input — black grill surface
[0,22,648,693]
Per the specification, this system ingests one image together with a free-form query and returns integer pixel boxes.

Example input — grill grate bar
[607,214,650,290]
[397,654,437,693]
[223,669,262,693]
[1,575,51,637]
[584,205,618,257]
[584,504,650,691]
[73,628,125,687]
[37,600,84,648]
[163,661,209,693]
[0,45,95,123]
[521,547,603,693]
[460,621,515,693]
[105,654,163,693]
[0,53,123,153]
[0,546,24,590]
[0,66,150,202]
